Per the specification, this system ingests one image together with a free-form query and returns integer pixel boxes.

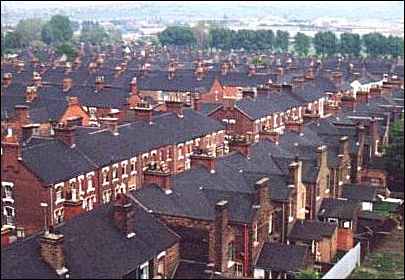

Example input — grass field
[349,228,404,279]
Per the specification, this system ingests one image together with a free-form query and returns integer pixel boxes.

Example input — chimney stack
[220,62,229,75]
[25,86,38,103]
[168,62,176,80]
[214,200,229,273]
[254,177,270,208]
[316,145,327,168]
[21,124,40,143]
[1,135,22,164]
[166,99,184,118]
[339,136,349,156]
[54,124,76,148]
[113,194,136,238]
[14,105,30,125]
[248,65,256,77]
[130,77,138,95]
[63,78,73,92]
[192,92,201,111]
[288,158,302,187]
[143,170,172,194]
[40,229,68,276]
[195,63,204,81]
[95,76,105,92]
[191,154,216,174]
[132,101,153,124]
[2,73,13,87]
[100,117,119,136]
[229,136,252,159]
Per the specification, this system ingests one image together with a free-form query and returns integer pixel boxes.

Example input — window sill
[2,197,14,204]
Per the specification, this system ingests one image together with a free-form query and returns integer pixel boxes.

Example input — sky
[2,1,403,8]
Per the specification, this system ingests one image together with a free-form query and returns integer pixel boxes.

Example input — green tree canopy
[384,115,404,190]
[362,32,386,57]
[55,42,77,62]
[16,18,45,47]
[275,30,290,52]
[4,31,23,50]
[41,15,73,45]
[385,35,404,58]
[340,32,361,57]
[158,26,196,47]
[294,32,311,57]
[313,31,338,57]
[80,21,108,45]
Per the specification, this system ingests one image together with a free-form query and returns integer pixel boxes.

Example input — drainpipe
[282,203,285,243]
[244,224,249,277]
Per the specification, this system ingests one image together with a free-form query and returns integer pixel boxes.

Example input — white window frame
[140,261,149,279]
[2,182,14,203]
[130,157,137,175]
[54,183,65,205]
[86,172,95,192]
[112,163,119,182]
[121,160,129,178]
[102,167,110,186]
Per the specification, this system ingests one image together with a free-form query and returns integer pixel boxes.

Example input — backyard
[349,227,404,279]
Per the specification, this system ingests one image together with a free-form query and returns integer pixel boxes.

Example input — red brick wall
[337,228,354,251]
[1,152,51,236]
[201,79,225,103]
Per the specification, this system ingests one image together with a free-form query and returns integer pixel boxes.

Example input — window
[102,190,113,204]
[112,164,119,181]
[343,221,351,229]
[115,184,126,197]
[178,144,184,160]
[83,195,96,211]
[130,158,137,175]
[228,242,235,261]
[2,182,13,201]
[54,184,64,205]
[102,168,109,185]
[4,206,15,225]
[54,208,64,224]
[87,173,95,192]
[121,161,128,178]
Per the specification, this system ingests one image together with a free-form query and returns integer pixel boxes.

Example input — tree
[41,15,73,45]
[294,32,311,57]
[362,32,386,57]
[340,32,361,57]
[55,42,77,62]
[385,35,404,58]
[158,26,196,47]
[313,31,338,57]
[384,115,404,190]
[275,30,289,52]
[208,28,233,50]
[192,22,209,49]
[80,21,108,45]
[4,31,23,50]
[15,18,44,47]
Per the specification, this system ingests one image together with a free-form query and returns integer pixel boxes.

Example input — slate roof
[75,108,224,166]
[288,220,337,241]
[21,138,97,185]
[199,102,223,116]
[137,69,216,93]
[318,198,361,220]
[255,242,308,272]
[1,203,179,279]
[235,91,302,120]
[341,184,378,202]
